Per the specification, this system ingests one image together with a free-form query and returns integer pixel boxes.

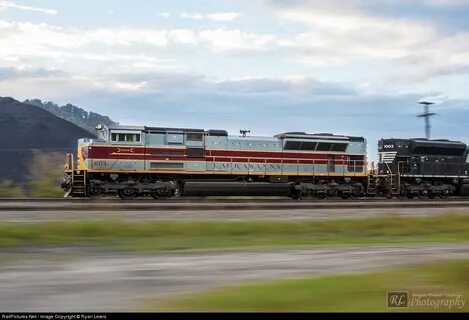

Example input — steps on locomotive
[71,172,87,196]
[366,175,376,195]
[366,174,400,196]
[389,174,399,194]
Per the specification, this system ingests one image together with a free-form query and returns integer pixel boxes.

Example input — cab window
[111,133,141,143]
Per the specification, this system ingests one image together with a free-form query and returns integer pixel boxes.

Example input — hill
[24,99,117,133]
[0,97,95,182]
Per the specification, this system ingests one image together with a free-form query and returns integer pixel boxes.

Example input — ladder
[366,162,377,195]
[72,171,87,196]
[388,174,400,194]
[366,174,376,195]
[65,153,87,197]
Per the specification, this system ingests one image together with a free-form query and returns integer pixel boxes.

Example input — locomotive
[61,124,469,199]
[377,138,469,198]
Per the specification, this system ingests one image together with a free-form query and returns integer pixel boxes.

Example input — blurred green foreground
[152,259,469,312]
[0,214,468,251]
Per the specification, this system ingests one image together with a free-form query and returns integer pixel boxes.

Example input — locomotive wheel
[89,186,103,196]
[442,189,452,198]
[118,187,137,200]
[352,188,363,197]
[327,189,337,198]
[88,188,103,199]
[151,186,172,200]
[290,193,300,200]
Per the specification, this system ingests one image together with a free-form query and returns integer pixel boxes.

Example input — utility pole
[417,101,436,139]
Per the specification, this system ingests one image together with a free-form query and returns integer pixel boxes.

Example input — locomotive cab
[377,139,411,175]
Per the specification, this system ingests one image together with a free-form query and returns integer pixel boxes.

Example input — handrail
[66,153,75,187]
[64,153,74,171]
[209,156,368,176]
[385,162,393,175]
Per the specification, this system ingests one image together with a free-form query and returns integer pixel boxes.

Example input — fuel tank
[182,180,291,196]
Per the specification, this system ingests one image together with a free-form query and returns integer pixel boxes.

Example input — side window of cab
[110,132,142,144]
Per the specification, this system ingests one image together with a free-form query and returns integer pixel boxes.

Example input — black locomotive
[376,138,469,198]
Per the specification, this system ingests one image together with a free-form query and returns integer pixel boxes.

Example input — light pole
[417,101,436,139]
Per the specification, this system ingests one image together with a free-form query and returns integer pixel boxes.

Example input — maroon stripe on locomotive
[85,146,365,165]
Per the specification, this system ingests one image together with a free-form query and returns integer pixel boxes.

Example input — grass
[152,259,469,312]
[0,214,468,252]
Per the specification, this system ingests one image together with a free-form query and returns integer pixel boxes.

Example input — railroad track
[1,198,469,211]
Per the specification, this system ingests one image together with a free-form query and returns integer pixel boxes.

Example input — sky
[1,0,469,159]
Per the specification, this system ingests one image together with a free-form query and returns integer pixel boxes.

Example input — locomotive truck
[61,124,469,199]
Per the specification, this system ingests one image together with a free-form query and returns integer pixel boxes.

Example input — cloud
[181,12,241,22]
[180,12,203,20]
[0,1,57,15]
[217,77,357,95]
[156,12,171,18]
[269,0,436,59]
[0,21,179,71]
[0,20,279,69]
[114,81,147,91]
[387,63,469,84]
[168,29,198,45]
[0,67,357,98]
[199,29,276,51]
[395,0,469,6]
[0,66,64,80]
[264,0,469,84]
[1,8,465,75]
[205,12,242,22]
[0,0,468,102]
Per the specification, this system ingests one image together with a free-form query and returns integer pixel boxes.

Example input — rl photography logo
[388,291,466,311]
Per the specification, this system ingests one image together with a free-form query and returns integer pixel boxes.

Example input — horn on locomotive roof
[240,130,251,137]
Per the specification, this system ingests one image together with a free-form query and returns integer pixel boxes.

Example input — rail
[1,198,469,211]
